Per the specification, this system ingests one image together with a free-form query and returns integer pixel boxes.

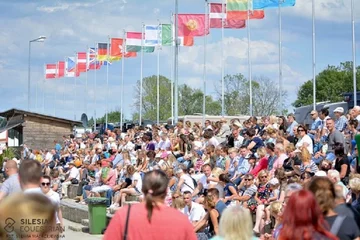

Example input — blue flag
[253,0,296,9]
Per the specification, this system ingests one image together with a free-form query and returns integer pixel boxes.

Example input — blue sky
[0,0,359,121]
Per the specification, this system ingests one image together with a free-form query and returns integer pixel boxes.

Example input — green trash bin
[87,197,108,234]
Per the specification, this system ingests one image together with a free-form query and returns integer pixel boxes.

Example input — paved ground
[62,219,103,240]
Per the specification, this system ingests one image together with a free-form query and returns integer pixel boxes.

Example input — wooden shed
[0,109,81,150]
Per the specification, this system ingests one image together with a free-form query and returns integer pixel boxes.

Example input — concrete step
[81,219,89,227]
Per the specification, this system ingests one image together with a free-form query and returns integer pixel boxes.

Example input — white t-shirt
[208,137,219,147]
[45,152,53,161]
[131,172,143,191]
[157,139,171,151]
[69,167,80,181]
[46,190,61,224]
[184,202,206,223]
[198,174,217,190]
[296,134,313,154]
[180,174,195,193]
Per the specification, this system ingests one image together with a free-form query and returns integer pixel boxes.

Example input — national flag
[178,14,209,37]
[57,61,65,77]
[97,43,108,61]
[144,25,161,46]
[76,52,87,72]
[110,38,137,60]
[253,0,296,9]
[87,48,101,70]
[162,24,173,46]
[45,64,57,79]
[177,36,194,47]
[65,57,79,77]
[209,3,246,29]
[226,0,265,20]
[126,32,155,53]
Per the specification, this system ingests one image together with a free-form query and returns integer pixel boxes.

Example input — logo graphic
[4,218,15,233]
[186,19,198,31]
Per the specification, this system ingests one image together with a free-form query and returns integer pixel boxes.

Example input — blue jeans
[105,189,113,207]
[83,185,92,200]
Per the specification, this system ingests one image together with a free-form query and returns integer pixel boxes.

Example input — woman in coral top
[104,170,197,240]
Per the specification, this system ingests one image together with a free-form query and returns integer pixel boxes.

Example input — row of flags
[44,0,296,79]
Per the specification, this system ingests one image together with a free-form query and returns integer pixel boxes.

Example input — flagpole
[74,53,77,121]
[221,0,225,117]
[203,0,209,126]
[42,64,45,114]
[106,37,110,129]
[352,0,357,105]
[120,32,125,131]
[140,24,144,126]
[174,0,179,123]
[94,45,98,132]
[312,0,316,110]
[157,20,161,125]
[54,62,57,117]
[85,46,88,116]
[170,13,174,125]
[278,1,283,113]
[248,5,253,116]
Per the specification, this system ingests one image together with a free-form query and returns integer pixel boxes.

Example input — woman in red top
[103,170,197,240]
[275,189,338,240]
[250,147,268,177]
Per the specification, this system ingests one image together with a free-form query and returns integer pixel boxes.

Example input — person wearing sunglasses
[295,125,313,154]
[234,174,257,209]
[41,175,64,235]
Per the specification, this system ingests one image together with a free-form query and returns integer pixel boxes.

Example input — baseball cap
[333,107,344,113]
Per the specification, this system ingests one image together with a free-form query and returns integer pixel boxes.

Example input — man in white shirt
[156,133,171,151]
[183,191,206,226]
[62,161,80,198]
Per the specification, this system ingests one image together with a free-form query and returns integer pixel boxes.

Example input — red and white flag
[76,52,87,72]
[45,64,57,79]
[210,3,246,29]
[57,61,65,77]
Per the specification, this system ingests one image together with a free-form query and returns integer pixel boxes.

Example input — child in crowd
[264,178,280,226]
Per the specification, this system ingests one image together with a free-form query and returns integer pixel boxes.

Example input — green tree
[293,61,360,107]
[216,74,287,116]
[96,110,124,124]
[133,75,222,121]
[133,75,172,121]
[178,85,221,116]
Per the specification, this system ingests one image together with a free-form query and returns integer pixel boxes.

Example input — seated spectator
[90,161,116,197]
[218,173,238,206]
[250,147,268,177]
[183,191,206,226]
[61,161,80,198]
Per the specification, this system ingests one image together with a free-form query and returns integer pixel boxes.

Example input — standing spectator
[41,175,63,232]
[211,205,256,240]
[308,177,360,240]
[104,170,197,240]
[19,160,43,194]
[275,190,338,240]
[0,159,21,201]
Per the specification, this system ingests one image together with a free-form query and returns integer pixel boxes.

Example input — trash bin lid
[87,197,108,205]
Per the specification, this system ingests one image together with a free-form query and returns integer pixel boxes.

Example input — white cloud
[36,1,109,13]
[178,37,281,75]
[288,0,360,22]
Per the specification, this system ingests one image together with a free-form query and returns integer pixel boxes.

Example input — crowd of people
[1,106,360,239]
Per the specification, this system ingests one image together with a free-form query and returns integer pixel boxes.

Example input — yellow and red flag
[178,14,209,37]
